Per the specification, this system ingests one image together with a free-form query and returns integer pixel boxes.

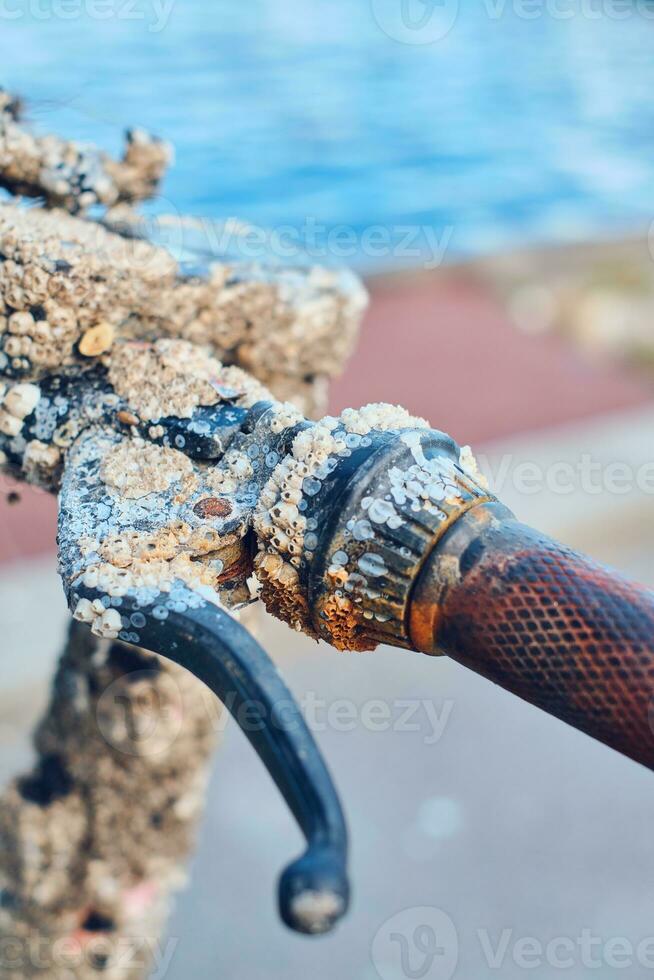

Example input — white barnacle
[83,567,100,589]
[459,444,489,488]
[4,383,40,420]
[330,550,348,568]
[358,552,387,578]
[271,530,291,551]
[281,486,302,506]
[341,403,428,436]
[272,501,301,532]
[7,311,34,336]
[367,498,398,525]
[352,519,374,542]
[0,411,22,437]
[247,573,262,599]
[92,607,122,639]
[227,452,253,480]
[73,598,95,623]
[259,486,278,509]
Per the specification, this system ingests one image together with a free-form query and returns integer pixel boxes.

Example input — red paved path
[0,270,650,565]
[332,272,651,444]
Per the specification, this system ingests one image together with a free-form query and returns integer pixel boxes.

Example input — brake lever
[56,426,349,935]
[74,582,349,934]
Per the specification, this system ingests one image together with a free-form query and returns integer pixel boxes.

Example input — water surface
[1,1,653,269]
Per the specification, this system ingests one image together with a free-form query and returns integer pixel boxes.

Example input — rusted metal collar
[257,425,497,652]
[408,500,514,654]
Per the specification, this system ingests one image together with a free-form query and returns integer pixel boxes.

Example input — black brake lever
[73,584,349,934]
[58,426,349,935]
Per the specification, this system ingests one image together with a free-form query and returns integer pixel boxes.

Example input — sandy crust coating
[0,90,171,212]
[0,202,367,413]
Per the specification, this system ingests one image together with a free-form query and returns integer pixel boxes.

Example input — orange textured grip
[435,521,654,770]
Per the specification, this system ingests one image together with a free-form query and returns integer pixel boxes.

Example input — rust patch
[214,548,251,584]
[193,497,233,519]
[318,594,374,653]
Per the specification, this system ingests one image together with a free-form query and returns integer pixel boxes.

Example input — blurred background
[2,2,654,977]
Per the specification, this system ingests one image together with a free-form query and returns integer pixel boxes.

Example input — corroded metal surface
[410,507,654,770]
[0,95,366,975]
[297,429,494,651]
[0,300,489,656]
[408,500,513,654]
[5,88,654,980]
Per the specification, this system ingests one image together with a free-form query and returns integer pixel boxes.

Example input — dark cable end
[278,846,349,935]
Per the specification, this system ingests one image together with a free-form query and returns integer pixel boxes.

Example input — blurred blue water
[1,0,654,269]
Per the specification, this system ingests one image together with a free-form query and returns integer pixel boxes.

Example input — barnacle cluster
[107,338,270,423]
[251,411,490,651]
[0,213,481,654]
[0,90,502,980]
[0,93,373,974]
[0,618,220,977]
[253,403,430,639]
[0,89,171,211]
[0,202,366,415]
[100,439,196,499]
[256,403,429,562]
